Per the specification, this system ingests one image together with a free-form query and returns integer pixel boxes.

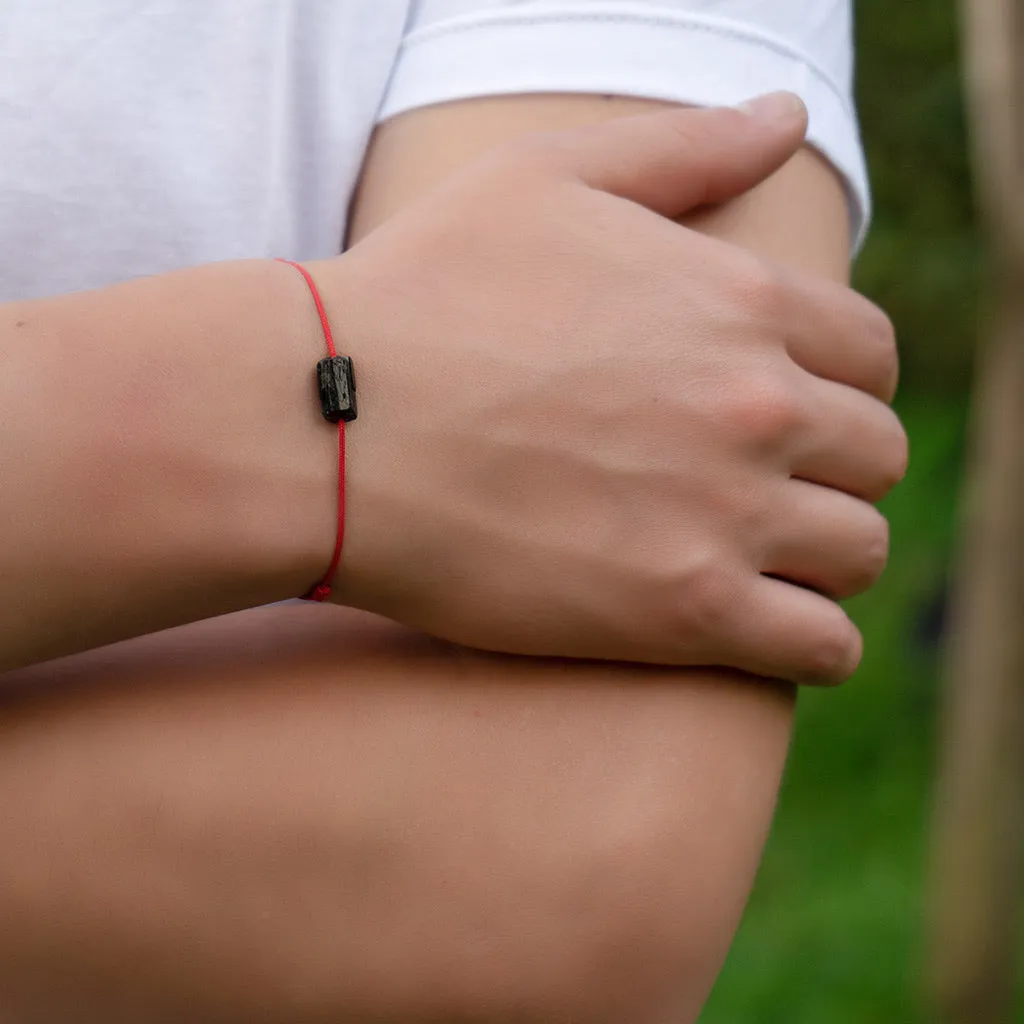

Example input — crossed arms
[0,95,901,1022]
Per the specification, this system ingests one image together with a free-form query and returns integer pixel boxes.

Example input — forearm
[343,93,854,1016]
[0,604,792,1024]
[0,98,864,1022]
[0,260,337,670]
[5,99,882,683]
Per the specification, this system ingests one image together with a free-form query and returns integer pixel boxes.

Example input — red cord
[277,258,345,602]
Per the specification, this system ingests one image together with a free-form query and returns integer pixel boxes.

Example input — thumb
[546,91,808,218]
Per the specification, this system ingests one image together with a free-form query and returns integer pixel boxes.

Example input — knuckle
[875,413,910,496]
[665,554,739,640]
[860,300,900,397]
[725,375,807,448]
[804,613,861,684]
[865,301,898,352]
[733,256,789,321]
[847,510,891,593]
[890,418,911,483]
[857,408,909,503]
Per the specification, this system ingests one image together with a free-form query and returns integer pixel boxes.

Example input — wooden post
[926,0,1024,1020]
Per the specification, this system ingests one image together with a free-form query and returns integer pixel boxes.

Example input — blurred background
[701,1,1024,1020]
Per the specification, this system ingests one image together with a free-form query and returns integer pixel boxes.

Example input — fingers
[694,569,863,685]
[536,92,808,219]
[762,480,890,599]
[782,273,899,403]
[791,378,909,502]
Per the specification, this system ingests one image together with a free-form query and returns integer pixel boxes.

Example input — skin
[0,97,905,680]
[0,605,791,1023]
[0,95,881,1022]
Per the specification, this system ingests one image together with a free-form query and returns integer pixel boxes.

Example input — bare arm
[2,98,901,683]
[0,604,792,1024]
[0,261,338,669]
[349,93,850,279]
[0,98,859,1024]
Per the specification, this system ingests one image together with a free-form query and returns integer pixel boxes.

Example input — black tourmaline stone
[316,355,357,423]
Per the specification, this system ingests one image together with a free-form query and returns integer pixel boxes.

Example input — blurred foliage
[702,1,1024,1020]
[854,0,982,394]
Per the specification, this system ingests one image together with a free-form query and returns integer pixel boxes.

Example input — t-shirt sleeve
[377,0,870,250]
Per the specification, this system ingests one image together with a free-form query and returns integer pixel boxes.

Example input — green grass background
[702,1,1022,1019]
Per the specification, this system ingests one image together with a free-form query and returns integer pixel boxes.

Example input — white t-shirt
[0,0,867,304]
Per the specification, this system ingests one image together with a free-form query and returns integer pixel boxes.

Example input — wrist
[173,259,340,606]
[97,259,340,609]
[298,256,389,614]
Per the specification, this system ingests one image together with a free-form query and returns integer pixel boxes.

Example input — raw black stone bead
[316,355,357,423]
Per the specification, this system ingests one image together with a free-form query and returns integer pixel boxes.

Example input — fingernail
[736,91,806,123]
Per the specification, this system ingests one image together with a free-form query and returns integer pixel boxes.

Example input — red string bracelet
[276,258,357,602]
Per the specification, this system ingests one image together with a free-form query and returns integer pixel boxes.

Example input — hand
[320,93,907,684]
